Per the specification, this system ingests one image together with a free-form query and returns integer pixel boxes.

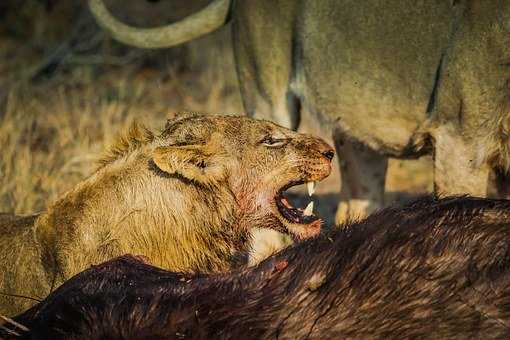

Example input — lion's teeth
[303,201,314,216]
[307,181,316,196]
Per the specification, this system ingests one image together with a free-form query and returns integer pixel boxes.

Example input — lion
[0,114,334,316]
[89,0,510,223]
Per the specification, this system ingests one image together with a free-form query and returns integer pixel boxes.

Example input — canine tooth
[303,201,314,216]
[307,181,316,196]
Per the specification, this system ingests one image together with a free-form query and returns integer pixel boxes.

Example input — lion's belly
[332,102,427,155]
[295,0,453,155]
[299,70,431,155]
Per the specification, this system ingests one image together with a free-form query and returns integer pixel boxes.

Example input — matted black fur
[7,196,510,339]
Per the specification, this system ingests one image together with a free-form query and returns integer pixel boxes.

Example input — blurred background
[0,0,432,223]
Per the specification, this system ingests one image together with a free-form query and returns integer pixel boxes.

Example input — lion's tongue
[281,197,293,209]
[278,195,318,224]
[281,197,314,215]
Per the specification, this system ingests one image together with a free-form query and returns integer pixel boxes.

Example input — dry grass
[0,30,242,215]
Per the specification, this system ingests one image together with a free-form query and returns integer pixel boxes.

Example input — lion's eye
[261,136,288,148]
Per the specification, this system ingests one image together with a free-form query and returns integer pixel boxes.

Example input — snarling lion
[0,114,334,316]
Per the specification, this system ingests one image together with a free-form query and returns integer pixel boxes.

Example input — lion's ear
[152,145,226,186]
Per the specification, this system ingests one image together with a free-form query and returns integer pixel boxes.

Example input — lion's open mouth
[275,181,321,225]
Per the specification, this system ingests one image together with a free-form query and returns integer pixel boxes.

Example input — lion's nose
[302,135,335,161]
[322,149,335,161]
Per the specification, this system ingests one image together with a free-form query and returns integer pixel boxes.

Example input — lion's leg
[333,132,388,225]
[426,6,509,199]
[432,125,490,197]
[232,1,298,129]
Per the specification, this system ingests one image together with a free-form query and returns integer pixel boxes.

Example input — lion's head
[152,114,334,241]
